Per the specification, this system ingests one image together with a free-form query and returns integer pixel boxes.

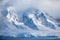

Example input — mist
[0,0,60,19]
[9,0,60,19]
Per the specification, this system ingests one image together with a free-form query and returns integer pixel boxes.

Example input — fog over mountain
[0,0,60,39]
[0,0,60,19]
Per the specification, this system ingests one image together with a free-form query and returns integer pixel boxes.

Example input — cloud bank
[0,0,60,19]
[10,0,60,19]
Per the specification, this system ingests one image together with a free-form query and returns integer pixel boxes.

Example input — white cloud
[0,0,60,19]
[0,0,9,5]
[35,0,60,19]
[9,0,60,19]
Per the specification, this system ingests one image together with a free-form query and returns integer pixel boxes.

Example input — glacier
[0,6,60,38]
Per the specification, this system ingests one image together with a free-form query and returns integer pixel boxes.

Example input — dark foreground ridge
[0,35,60,40]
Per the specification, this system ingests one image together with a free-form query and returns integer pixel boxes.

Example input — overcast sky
[0,0,60,19]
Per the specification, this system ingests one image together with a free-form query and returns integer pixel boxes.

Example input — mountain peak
[1,7,59,37]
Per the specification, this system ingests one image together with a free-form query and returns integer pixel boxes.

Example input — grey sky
[0,0,60,19]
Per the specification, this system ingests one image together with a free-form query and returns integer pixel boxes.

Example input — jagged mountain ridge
[6,7,58,36]
[7,7,56,30]
[21,8,56,29]
[0,7,60,38]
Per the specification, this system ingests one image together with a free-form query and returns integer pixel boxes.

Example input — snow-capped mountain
[0,7,60,38]
[21,8,56,29]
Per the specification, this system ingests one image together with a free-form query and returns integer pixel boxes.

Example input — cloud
[0,0,9,5]
[0,0,60,19]
[35,0,60,19]
[8,0,60,19]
